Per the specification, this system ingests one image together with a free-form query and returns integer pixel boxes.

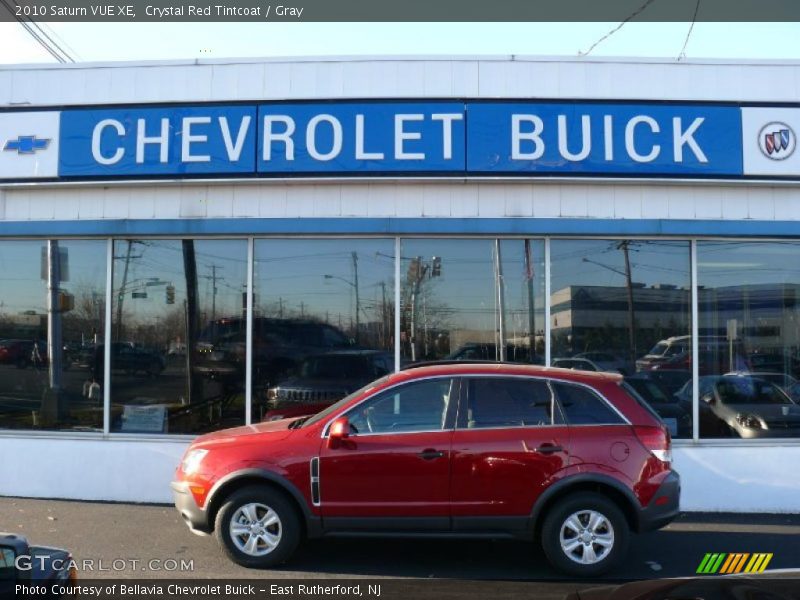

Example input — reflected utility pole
[41,240,64,424]
[494,240,507,361]
[618,241,637,368]
[183,241,199,404]
[524,239,537,362]
[582,246,637,366]
[113,241,142,342]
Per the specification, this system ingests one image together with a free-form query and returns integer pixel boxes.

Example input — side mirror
[327,416,350,449]
[702,393,715,405]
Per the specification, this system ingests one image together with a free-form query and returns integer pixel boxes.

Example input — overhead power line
[579,0,660,56]
[1,0,75,63]
[678,0,702,60]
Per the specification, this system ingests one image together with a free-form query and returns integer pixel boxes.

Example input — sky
[0,22,799,64]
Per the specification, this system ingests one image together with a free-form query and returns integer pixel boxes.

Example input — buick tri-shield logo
[758,121,796,160]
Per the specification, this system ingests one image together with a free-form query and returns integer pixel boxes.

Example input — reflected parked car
[262,350,393,421]
[552,357,622,373]
[574,352,632,374]
[727,371,800,402]
[194,317,354,387]
[748,352,800,378]
[679,374,800,438]
[0,339,46,369]
[446,343,541,364]
[631,369,692,397]
[89,342,165,380]
[636,335,747,374]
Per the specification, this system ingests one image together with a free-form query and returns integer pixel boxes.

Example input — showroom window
[0,239,106,431]
[550,240,692,438]
[399,239,545,365]
[697,241,800,439]
[252,239,395,424]
[110,239,248,434]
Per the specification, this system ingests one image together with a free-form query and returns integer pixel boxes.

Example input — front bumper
[638,470,681,532]
[171,481,212,534]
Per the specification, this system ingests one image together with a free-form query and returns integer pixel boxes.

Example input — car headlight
[181,448,209,474]
[736,414,766,430]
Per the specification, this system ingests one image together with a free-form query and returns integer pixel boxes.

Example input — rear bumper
[638,470,681,532]
[171,481,212,534]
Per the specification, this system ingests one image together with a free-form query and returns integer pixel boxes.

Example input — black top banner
[1,0,800,22]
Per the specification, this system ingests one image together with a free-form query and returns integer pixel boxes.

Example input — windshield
[648,342,669,356]
[302,375,390,428]
[621,382,665,423]
[715,378,794,405]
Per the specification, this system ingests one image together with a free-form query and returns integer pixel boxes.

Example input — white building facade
[1,56,800,511]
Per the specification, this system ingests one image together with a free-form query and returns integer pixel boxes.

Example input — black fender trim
[529,473,643,533]
[205,468,322,537]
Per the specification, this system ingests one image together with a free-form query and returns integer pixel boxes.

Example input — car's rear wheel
[540,492,629,577]
[214,486,301,568]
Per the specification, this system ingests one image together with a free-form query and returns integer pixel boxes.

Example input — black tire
[214,485,301,569]
[540,492,629,577]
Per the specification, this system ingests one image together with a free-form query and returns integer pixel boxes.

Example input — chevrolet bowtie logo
[3,135,51,154]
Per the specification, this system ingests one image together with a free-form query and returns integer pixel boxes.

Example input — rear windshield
[620,381,665,424]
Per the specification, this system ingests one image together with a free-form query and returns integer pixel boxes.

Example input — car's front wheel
[214,486,301,568]
[540,492,629,577]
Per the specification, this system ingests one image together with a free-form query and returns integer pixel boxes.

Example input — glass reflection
[0,240,106,431]
[550,240,692,438]
[110,239,247,434]
[697,242,800,438]
[253,239,395,423]
[399,239,545,365]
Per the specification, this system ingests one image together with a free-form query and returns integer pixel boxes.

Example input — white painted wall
[0,436,188,503]
[0,436,796,511]
[1,181,798,223]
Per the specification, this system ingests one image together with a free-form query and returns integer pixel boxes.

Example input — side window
[553,383,625,425]
[464,378,559,429]
[346,378,455,434]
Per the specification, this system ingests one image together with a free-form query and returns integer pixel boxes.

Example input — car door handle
[533,443,563,455]
[418,449,446,460]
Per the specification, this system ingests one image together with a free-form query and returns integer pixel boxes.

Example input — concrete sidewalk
[3,496,800,582]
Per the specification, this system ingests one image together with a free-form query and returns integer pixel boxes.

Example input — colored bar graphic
[697,552,774,574]
[744,553,774,573]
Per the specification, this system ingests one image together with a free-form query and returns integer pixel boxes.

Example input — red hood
[193,418,296,445]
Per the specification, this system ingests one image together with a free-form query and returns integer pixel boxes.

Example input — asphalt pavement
[3,496,800,599]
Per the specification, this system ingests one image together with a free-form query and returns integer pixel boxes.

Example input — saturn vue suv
[172,363,680,576]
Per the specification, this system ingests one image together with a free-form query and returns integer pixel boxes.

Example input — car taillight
[634,425,672,463]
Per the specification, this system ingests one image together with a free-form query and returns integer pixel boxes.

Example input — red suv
[172,363,680,576]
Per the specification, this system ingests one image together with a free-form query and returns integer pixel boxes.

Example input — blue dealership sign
[257,103,466,173]
[1,99,769,181]
[466,102,742,176]
[59,105,257,176]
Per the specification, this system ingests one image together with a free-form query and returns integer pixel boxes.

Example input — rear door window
[553,382,626,425]
[461,377,562,429]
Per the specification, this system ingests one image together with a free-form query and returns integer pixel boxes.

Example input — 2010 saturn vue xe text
[172,363,680,576]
